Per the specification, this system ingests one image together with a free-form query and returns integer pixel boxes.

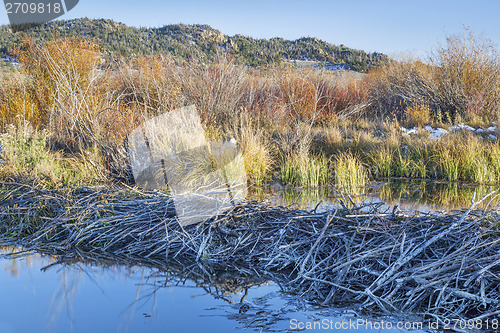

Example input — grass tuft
[333,152,367,193]
[280,153,329,188]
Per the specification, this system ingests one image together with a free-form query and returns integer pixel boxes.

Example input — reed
[280,153,329,188]
[370,146,394,178]
[333,152,367,193]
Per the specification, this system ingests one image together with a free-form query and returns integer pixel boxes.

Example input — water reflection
[248,179,500,212]
[0,246,239,333]
[0,246,428,333]
[375,179,500,210]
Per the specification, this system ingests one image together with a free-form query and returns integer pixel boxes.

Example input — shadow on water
[0,245,428,333]
[249,179,500,212]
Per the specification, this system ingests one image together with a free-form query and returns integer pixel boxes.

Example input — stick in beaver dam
[1,184,500,328]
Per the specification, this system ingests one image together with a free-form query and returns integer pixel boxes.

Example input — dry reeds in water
[1,184,500,325]
[333,152,367,193]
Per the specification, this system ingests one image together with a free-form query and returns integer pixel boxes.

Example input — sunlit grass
[238,127,273,186]
[0,124,108,187]
[333,152,367,193]
[280,153,329,188]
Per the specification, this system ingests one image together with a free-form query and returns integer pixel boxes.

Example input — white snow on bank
[450,123,476,132]
[400,126,418,137]
[399,124,497,140]
[423,125,449,139]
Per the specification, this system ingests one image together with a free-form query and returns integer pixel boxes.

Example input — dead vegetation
[1,183,500,326]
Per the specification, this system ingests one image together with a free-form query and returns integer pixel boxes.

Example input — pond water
[0,246,430,333]
[249,179,500,213]
[1,179,497,333]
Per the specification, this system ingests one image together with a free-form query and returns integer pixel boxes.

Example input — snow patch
[450,123,476,132]
[423,126,449,139]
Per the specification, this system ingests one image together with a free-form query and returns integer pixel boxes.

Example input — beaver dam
[1,184,500,329]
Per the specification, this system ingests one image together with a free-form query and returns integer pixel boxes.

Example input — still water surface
[0,247,431,333]
[250,179,500,212]
[1,180,493,333]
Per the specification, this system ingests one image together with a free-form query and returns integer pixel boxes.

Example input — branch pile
[1,184,499,325]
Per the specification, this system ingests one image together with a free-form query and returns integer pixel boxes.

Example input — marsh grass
[430,133,500,184]
[280,153,329,187]
[333,152,367,193]
[237,126,273,186]
[0,124,108,187]
[370,146,393,178]
[436,150,460,181]
[318,123,500,186]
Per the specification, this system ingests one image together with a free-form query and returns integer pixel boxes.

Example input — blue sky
[1,0,499,57]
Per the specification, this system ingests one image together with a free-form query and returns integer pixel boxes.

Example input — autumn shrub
[274,65,318,121]
[433,30,500,123]
[316,72,370,122]
[0,75,40,127]
[14,37,106,144]
[118,55,182,117]
[240,72,288,130]
[368,31,500,124]
[368,58,438,119]
[3,37,147,183]
[179,54,247,128]
[271,65,371,128]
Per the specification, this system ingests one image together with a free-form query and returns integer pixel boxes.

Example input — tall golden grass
[333,152,367,193]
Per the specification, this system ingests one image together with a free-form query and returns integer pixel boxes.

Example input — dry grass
[404,103,431,127]
[333,152,367,195]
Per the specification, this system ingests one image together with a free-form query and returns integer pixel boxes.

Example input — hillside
[0,18,388,71]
